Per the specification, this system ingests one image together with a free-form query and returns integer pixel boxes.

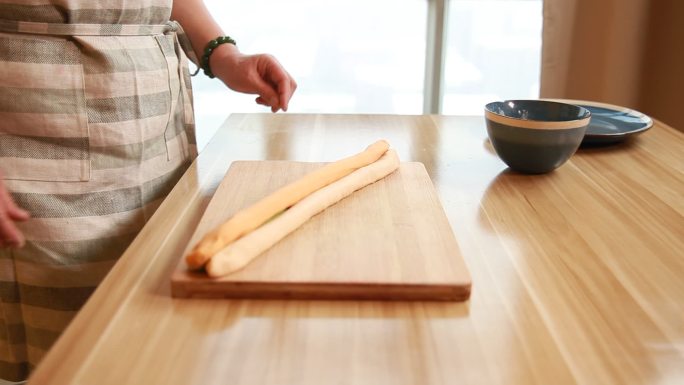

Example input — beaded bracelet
[200,36,237,78]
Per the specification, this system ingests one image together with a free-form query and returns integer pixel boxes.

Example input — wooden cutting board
[171,161,471,301]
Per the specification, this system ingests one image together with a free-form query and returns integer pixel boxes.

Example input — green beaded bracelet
[200,36,237,78]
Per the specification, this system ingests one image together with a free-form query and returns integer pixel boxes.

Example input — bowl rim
[485,99,591,130]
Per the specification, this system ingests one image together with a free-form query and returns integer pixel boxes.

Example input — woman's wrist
[199,37,238,78]
[208,43,240,78]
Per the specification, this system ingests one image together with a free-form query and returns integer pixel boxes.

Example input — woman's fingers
[0,211,25,248]
[270,68,294,112]
[0,182,28,222]
[276,76,297,112]
[7,206,30,221]
[255,96,278,112]
[0,172,28,248]
[258,55,296,112]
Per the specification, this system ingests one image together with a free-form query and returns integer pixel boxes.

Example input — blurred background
[192,0,543,149]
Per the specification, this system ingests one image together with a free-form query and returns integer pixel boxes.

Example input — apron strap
[0,19,171,36]
[167,21,201,75]
[0,19,199,74]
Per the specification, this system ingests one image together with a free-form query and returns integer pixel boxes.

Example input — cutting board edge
[171,279,472,302]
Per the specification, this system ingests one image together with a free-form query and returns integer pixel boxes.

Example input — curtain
[540,0,684,131]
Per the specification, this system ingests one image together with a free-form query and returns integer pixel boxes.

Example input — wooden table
[30,114,684,385]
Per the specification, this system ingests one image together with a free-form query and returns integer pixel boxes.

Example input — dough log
[206,150,400,277]
[185,140,390,269]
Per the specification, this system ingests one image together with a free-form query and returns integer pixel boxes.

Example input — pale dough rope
[185,140,390,269]
[206,149,400,277]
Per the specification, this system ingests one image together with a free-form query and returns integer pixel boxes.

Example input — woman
[0,0,296,381]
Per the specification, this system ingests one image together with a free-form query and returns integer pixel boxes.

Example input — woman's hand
[0,172,29,248]
[170,0,297,112]
[210,44,297,113]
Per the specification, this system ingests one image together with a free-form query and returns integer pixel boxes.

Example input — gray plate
[546,99,653,145]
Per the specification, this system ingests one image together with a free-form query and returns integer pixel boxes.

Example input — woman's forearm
[171,0,240,63]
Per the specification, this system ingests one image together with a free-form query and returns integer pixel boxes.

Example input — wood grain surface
[28,114,684,385]
[171,161,471,300]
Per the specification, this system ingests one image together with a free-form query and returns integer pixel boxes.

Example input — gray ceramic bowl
[484,100,591,174]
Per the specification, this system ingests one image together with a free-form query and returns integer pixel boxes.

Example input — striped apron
[0,1,197,381]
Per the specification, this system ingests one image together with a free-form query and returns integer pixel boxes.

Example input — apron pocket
[0,33,90,182]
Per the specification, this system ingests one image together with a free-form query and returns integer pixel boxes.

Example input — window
[193,0,542,149]
[442,1,543,114]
